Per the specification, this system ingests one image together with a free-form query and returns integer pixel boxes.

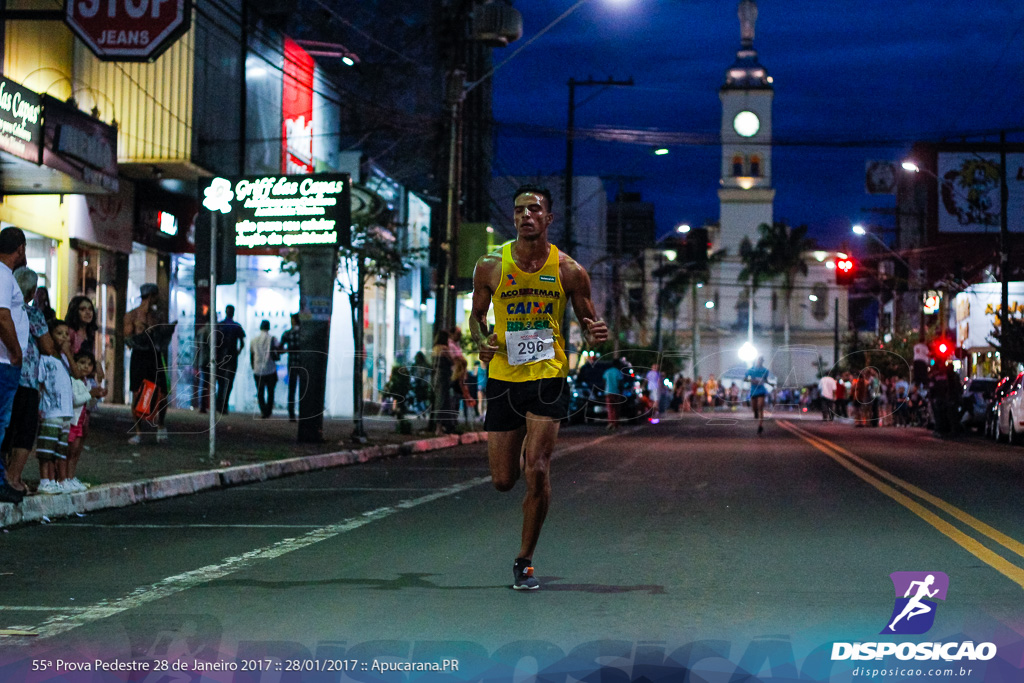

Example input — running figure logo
[881,571,949,635]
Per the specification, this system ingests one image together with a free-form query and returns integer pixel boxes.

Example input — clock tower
[718,0,774,255]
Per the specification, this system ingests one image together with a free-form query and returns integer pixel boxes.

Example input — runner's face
[513,193,552,239]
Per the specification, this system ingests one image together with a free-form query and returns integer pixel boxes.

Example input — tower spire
[738,0,757,49]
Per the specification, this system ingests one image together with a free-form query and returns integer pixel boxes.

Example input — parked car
[984,376,1014,439]
[994,372,1024,444]
[960,377,999,432]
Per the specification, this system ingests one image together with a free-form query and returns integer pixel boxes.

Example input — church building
[646,0,848,390]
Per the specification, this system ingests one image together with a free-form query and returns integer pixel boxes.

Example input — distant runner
[470,184,608,590]
[744,356,771,434]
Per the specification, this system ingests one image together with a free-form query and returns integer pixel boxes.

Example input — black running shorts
[484,377,570,432]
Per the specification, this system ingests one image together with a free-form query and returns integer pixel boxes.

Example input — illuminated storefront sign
[282,37,315,175]
[201,174,351,249]
[0,76,42,163]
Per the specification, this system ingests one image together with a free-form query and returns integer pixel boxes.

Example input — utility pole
[602,175,642,356]
[565,76,633,258]
[1000,130,1010,349]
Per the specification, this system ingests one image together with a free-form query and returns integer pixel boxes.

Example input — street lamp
[851,224,909,268]
[853,223,914,340]
[676,223,691,234]
[738,341,758,363]
[903,147,1012,354]
[440,0,630,331]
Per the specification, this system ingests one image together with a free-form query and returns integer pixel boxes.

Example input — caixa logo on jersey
[831,571,997,663]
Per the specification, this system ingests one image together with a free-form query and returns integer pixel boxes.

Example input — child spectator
[65,351,107,492]
[36,319,75,494]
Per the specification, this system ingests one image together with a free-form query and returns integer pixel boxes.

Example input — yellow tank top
[489,241,568,382]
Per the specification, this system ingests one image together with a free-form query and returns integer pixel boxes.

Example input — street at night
[3,416,1024,681]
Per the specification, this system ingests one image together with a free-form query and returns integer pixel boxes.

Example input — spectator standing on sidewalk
[36,319,75,494]
[474,360,487,418]
[818,372,837,421]
[429,330,456,434]
[215,305,246,414]
[280,313,302,422]
[0,227,28,503]
[33,285,55,321]
[124,283,174,444]
[603,360,623,431]
[250,320,278,419]
[195,307,212,413]
[65,294,105,383]
[65,351,106,492]
[1,267,48,502]
[644,363,661,421]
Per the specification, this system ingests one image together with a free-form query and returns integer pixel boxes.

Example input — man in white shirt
[645,363,662,421]
[250,320,278,419]
[0,227,29,503]
[818,372,838,422]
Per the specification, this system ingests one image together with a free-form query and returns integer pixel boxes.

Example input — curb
[0,431,488,529]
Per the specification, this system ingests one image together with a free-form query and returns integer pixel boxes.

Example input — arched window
[749,155,761,177]
[732,155,744,177]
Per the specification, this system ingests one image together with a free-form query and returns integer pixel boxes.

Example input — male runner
[470,184,608,590]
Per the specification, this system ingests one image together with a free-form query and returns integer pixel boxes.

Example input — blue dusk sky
[491,0,1024,248]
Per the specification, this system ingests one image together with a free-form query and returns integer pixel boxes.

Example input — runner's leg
[518,413,559,560]
[488,426,527,492]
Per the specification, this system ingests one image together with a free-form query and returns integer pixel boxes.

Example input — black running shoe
[512,558,539,590]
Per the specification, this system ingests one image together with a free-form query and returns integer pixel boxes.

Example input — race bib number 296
[505,328,555,366]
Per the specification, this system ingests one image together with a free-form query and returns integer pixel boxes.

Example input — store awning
[0,77,118,195]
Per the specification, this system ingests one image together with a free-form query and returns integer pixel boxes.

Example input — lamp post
[904,138,1012,356]
[439,0,634,332]
[852,222,918,341]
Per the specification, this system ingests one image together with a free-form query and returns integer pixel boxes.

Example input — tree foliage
[988,316,1024,376]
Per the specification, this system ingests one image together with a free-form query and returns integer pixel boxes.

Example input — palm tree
[652,237,725,374]
[738,234,772,343]
[742,221,817,379]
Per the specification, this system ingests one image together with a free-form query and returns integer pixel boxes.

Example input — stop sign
[65,0,192,62]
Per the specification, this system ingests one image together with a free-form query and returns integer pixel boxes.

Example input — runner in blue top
[744,356,771,434]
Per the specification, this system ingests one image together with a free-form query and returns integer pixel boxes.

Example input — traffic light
[931,337,954,362]
[835,256,856,286]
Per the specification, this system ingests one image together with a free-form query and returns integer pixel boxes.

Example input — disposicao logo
[831,571,997,663]
[882,571,948,635]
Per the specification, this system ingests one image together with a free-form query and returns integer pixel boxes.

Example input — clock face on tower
[733,110,760,137]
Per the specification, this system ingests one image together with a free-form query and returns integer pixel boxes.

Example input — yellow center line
[778,421,1024,592]
[784,421,1024,561]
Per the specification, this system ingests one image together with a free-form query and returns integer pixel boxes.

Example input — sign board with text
[200,174,351,250]
[0,77,42,163]
[65,0,192,62]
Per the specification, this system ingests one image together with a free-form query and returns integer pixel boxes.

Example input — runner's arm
[562,259,608,345]
[469,254,500,363]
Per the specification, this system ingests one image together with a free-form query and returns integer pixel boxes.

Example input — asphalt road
[2,413,1024,682]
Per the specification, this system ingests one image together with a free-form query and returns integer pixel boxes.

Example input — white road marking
[49,528,325,532]
[5,431,628,642]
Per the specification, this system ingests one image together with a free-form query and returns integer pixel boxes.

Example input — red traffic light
[835,257,856,285]
[931,337,954,361]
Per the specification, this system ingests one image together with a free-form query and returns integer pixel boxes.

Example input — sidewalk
[1,405,486,529]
